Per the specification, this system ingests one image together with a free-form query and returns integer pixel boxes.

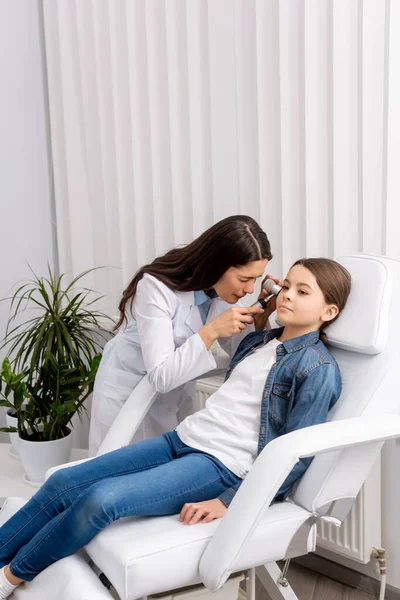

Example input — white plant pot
[18,428,73,486]
[5,410,20,459]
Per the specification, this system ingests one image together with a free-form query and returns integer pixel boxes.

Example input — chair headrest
[325,255,392,355]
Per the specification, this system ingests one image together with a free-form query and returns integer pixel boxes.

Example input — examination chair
[2,253,400,600]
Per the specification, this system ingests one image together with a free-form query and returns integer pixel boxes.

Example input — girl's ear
[321,304,339,323]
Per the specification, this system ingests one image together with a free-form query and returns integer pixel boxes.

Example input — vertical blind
[42,0,398,314]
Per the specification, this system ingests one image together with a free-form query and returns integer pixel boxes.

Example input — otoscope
[251,279,282,309]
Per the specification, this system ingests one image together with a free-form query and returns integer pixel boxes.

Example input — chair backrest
[292,254,400,519]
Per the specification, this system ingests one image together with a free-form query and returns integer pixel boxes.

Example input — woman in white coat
[89,215,273,456]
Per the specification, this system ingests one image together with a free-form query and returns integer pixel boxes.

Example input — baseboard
[294,554,400,600]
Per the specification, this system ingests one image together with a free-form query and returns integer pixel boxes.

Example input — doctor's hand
[180,498,227,525]
[199,306,264,350]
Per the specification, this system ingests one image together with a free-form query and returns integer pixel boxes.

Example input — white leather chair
[2,253,400,600]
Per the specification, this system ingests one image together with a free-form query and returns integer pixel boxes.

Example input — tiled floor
[255,563,377,600]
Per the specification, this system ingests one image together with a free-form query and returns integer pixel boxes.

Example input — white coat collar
[176,290,195,307]
[176,289,220,308]
[171,290,199,334]
[179,292,228,335]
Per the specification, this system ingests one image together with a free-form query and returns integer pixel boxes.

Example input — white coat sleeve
[217,325,255,359]
[133,276,216,394]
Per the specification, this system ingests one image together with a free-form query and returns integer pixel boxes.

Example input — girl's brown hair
[116,215,272,329]
[291,258,351,343]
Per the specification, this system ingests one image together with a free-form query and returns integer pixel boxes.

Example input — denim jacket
[218,327,342,507]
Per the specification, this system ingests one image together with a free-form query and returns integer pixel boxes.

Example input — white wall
[0,0,55,440]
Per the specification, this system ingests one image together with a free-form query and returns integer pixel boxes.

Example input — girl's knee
[46,467,70,489]
[44,467,79,505]
[78,483,118,525]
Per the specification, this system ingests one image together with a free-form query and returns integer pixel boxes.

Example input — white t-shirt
[176,338,280,478]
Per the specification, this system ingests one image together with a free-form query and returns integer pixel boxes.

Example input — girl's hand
[180,498,227,525]
[199,306,263,350]
[254,274,283,331]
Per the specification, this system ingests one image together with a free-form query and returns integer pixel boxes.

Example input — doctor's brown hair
[291,258,351,343]
[115,215,273,329]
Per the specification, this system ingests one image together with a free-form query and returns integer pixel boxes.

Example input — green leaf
[89,353,102,378]
[42,421,52,440]
[2,357,11,379]
[13,387,25,410]
[0,399,14,409]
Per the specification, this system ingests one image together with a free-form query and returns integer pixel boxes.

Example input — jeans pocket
[167,430,189,456]
[271,383,291,425]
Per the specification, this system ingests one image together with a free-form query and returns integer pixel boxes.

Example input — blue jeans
[0,431,240,581]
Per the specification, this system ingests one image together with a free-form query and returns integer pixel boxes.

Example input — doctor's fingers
[234,314,254,331]
[259,274,282,297]
[237,314,255,325]
[235,306,264,315]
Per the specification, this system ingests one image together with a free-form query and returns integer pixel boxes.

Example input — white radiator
[195,378,382,565]
[195,376,226,411]
[316,456,381,564]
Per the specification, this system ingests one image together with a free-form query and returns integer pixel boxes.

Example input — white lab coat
[88,274,251,455]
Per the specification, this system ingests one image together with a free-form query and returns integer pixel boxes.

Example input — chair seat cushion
[85,501,315,600]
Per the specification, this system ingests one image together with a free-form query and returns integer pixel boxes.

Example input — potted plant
[0,357,26,458]
[0,267,112,484]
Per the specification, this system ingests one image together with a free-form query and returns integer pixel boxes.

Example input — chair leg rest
[256,563,299,600]
[10,551,113,600]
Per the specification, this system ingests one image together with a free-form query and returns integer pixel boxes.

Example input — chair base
[143,573,245,600]
[256,564,298,600]
[131,565,298,600]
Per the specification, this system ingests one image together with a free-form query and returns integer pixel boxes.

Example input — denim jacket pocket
[271,383,292,425]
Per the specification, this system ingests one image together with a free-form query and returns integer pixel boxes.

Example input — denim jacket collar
[278,329,321,354]
[260,327,321,354]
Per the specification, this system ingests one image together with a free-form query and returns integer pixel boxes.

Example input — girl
[89,215,272,455]
[0,258,351,597]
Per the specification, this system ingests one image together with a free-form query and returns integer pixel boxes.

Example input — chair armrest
[96,375,159,456]
[199,413,400,591]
